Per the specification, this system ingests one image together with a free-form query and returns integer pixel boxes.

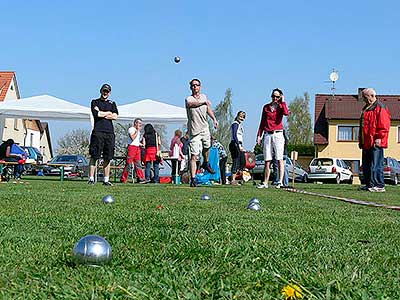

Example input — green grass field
[1,179,400,299]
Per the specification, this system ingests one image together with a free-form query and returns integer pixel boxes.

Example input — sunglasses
[272,95,281,99]
[102,90,110,94]
[190,84,201,87]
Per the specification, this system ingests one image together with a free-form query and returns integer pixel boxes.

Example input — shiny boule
[248,198,260,205]
[247,202,261,211]
[201,193,211,201]
[174,56,181,63]
[102,195,115,204]
[73,235,112,265]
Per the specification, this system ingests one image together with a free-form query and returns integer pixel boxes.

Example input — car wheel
[348,175,353,184]
[302,174,308,183]
[336,174,341,184]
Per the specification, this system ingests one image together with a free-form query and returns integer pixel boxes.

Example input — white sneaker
[368,186,386,192]
[257,182,268,189]
[275,182,283,189]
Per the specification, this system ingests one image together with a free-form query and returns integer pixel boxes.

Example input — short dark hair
[271,88,283,97]
[134,118,142,125]
[189,78,201,86]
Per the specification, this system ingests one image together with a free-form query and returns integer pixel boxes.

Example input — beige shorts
[189,131,211,156]
[263,131,284,161]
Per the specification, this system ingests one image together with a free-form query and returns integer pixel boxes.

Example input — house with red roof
[314,88,400,174]
[0,71,53,161]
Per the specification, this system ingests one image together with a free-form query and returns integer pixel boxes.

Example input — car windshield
[54,156,78,163]
[311,158,333,166]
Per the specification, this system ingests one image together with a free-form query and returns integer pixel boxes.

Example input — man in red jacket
[359,88,391,192]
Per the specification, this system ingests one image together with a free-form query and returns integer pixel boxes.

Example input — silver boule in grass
[247,202,261,211]
[102,195,115,204]
[248,198,260,205]
[201,193,211,201]
[73,235,112,265]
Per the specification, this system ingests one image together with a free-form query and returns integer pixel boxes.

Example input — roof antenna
[329,68,339,98]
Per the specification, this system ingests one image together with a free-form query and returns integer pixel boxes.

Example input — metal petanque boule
[73,235,112,266]
[247,202,262,211]
[102,195,115,204]
[248,198,260,205]
[174,56,181,63]
[201,193,211,201]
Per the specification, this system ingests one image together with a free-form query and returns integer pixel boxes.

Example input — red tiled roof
[314,93,400,145]
[0,71,16,101]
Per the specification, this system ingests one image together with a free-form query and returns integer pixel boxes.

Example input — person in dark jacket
[359,88,391,192]
[0,139,25,179]
[88,83,118,186]
[229,111,246,176]
[142,124,161,183]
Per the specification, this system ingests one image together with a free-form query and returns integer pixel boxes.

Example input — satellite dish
[330,70,339,82]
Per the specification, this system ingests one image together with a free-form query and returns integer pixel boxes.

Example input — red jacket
[257,101,289,137]
[359,100,390,150]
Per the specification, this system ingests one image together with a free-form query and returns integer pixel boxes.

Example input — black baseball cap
[100,83,112,92]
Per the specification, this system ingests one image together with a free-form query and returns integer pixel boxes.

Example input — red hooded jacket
[359,100,390,150]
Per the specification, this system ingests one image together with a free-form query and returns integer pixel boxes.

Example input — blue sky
[1,0,399,151]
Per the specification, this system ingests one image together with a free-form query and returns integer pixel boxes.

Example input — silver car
[251,154,308,182]
[43,155,89,177]
[308,157,353,184]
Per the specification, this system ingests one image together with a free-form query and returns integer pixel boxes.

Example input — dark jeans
[219,156,227,184]
[229,141,245,174]
[171,160,181,176]
[145,161,160,183]
[272,155,289,186]
[362,147,384,188]
[4,157,24,179]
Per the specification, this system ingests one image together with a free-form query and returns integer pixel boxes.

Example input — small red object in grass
[156,204,164,210]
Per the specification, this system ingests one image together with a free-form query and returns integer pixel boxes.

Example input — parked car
[250,154,309,182]
[359,157,400,185]
[43,154,89,177]
[308,157,353,184]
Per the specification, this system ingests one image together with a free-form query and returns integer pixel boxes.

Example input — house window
[343,160,360,174]
[338,126,359,141]
[398,127,400,143]
[14,118,19,130]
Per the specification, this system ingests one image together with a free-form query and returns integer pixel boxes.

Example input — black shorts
[89,131,115,160]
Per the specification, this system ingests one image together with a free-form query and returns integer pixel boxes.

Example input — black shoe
[202,162,216,174]
[103,181,113,186]
[190,178,197,187]
[88,179,95,185]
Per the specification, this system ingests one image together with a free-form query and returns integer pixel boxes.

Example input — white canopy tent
[0,94,91,141]
[0,96,187,145]
[117,99,187,124]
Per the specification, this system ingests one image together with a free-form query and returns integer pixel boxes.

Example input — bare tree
[57,129,90,156]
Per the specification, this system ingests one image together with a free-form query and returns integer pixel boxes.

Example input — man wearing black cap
[88,83,119,186]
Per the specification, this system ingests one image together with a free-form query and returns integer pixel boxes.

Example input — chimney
[358,88,366,102]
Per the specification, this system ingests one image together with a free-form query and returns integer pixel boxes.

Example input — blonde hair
[174,129,183,137]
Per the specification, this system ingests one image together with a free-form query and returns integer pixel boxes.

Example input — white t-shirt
[185,93,209,136]
[128,127,141,146]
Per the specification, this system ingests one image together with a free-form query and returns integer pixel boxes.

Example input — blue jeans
[145,161,159,183]
[272,155,289,186]
[362,147,384,188]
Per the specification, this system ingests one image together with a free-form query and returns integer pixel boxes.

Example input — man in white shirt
[120,118,145,183]
[185,78,219,187]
